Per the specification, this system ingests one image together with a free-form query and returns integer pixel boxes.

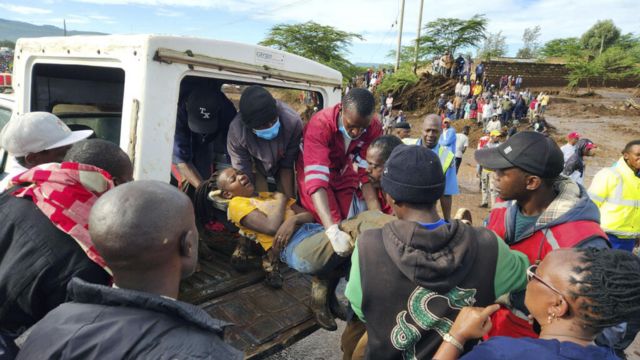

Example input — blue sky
[2,0,639,64]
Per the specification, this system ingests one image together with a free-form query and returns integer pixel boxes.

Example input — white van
[10,34,343,358]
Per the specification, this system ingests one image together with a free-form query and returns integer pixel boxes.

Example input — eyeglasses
[527,265,566,300]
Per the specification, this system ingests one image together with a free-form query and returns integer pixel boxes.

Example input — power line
[368,0,401,64]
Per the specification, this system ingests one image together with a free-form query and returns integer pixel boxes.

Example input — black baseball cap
[185,88,224,134]
[474,131,564,178]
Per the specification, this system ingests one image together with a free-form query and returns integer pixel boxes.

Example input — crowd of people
[0,49,12,74]
[0,77,639,360]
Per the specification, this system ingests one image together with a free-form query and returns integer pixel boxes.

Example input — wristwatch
[443,333,464,352]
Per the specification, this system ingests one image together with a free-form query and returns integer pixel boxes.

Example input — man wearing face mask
[296,88,382,257]
[227,86,303,199]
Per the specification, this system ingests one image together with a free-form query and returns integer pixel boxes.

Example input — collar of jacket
[67,278,230,333]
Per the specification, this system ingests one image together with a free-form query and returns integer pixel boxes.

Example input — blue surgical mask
[253,118,280,140]
[339,115,363,140]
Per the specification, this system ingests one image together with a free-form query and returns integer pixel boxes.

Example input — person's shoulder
[357,226,384,248]
[276,100,302,124]
[464,337,555,359]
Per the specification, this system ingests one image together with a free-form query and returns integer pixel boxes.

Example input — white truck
[7,34,343,358]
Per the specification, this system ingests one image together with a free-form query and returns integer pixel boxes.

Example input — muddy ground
[267,87,640,360]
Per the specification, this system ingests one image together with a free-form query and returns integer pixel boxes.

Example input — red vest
[487,203,607,264]
[485,202,607,339]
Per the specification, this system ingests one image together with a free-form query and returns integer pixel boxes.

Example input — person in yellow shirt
[539,93,550,114]
[588,140,640,251]
[472,82,483,97]
[216,167,394,330]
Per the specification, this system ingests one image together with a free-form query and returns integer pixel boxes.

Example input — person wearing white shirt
[485,115,502,134]
[454,126,470,173]
[560,132,580,162]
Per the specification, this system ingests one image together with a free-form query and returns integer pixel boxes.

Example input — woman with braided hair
[434,248,640,359]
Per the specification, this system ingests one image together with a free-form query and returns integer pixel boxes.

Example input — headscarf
[9,162,114,275]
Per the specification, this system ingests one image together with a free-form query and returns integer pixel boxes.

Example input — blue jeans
[607,233,636,252]
[280,223,329,274]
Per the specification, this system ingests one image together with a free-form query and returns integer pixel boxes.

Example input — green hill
[0,18,105,43]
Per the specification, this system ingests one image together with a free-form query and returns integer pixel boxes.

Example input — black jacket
[17,278,243,360]
[359,220,499,360]
[0,192,110,336]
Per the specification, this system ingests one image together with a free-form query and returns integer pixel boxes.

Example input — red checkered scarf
[9,162,114,275]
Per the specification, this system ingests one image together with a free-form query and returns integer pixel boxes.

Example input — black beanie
[239,85,277,129]
[381,145,445,204]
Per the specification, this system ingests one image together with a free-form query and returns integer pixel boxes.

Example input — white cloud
[1,3,51,15]
[155,8,184,17]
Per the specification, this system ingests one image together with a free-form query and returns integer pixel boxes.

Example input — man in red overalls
[475,131,609,339]
[296,88,382,255]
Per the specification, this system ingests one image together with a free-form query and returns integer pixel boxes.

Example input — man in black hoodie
[345,145,529,359]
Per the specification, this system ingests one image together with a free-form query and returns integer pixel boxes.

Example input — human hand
[449,304,500,343]
[273,218,297,254]
[325,224,354,257]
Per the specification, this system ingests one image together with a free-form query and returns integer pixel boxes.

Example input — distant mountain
[0,18,105,43]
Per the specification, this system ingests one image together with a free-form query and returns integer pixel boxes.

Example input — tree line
[259,17,639,91]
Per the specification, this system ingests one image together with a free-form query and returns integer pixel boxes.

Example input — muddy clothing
[0,193,110,338]
[227,100,302,183]
[17,278,242,360]
[296,103,382,223]
[486,178,609,339]
[282,211,395,275]
[346,220,528,359]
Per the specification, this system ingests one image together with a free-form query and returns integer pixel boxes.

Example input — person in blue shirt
[172,82,237,189]
[433,247,639,360]
[416,114,459,220]
[439,118,457,154]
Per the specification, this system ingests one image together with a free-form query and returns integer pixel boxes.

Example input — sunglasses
[527,265,566,300]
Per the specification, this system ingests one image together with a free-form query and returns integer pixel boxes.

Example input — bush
[377,69,419,96]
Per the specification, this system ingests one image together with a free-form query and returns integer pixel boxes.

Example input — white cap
[0,112,93,157]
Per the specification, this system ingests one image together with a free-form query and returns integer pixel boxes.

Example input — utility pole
[413,0,424,74]
[394,0,406,72]
[63,19,67,36]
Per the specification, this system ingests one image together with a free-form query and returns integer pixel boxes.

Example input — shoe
[310,277,337,331]
[262,255,283,289]
[264,269,283,289]
[454,208,473,225]
[327,277,348,321]
[230,237,253,273]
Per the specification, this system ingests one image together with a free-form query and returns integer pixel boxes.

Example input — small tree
[478,31,507,60]
[566,57,603,92]
[580,20,621,55]
[540,37,583,58]
[516,26,542,58]
[259,21,363,81]
[416,14,488,56]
